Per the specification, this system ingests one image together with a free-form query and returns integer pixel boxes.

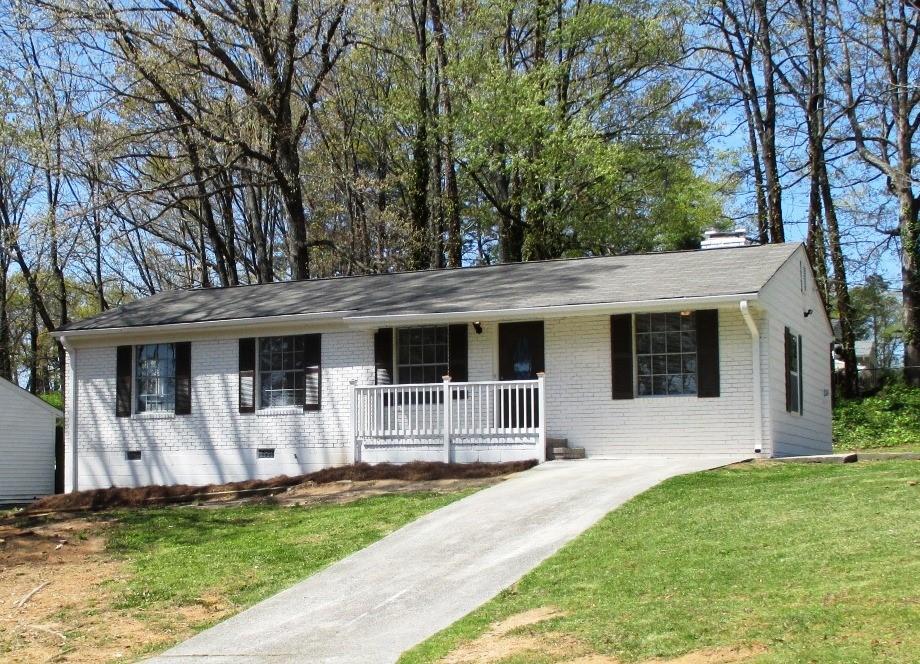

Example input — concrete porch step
[552,447,586,460]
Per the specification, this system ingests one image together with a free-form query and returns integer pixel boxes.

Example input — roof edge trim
[343,293,760,327]
[52,309,356,340]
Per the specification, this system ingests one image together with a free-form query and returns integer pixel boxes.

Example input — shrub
[833,382,920,450]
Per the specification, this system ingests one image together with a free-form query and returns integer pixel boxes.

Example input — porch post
[350,380,360,464]
[537,372,547,463]
[442,376,452,463]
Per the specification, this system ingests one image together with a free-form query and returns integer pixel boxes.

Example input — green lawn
[400,462,920,664]
[109,491,471,611]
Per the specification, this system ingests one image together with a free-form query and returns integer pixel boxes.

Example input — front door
[498,322,544,427]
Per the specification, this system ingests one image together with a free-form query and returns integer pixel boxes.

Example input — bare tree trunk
[408,0,432,270]
[0,252,10,381]
[751,0,784,242]
[429,0,462,267]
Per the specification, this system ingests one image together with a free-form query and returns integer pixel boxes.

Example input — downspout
[61,336,78,492]
[739,301,764,455]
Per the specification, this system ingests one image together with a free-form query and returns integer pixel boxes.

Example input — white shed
[0,377,62,504]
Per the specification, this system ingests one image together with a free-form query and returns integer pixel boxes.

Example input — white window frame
[632,312,699,398]
[394,325,450,385]
[133,343,177,415]
[256,335,308,411]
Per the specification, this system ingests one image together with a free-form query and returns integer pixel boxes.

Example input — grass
[834,383,920,452]
[399,461,920,664]
[108,491,472,612]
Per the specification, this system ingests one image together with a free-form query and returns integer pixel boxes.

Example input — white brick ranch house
[54,242,833,491]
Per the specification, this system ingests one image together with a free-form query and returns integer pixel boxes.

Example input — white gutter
[60,337,78,493]
[739,300,764,455]
[344,293,759,328]
[52,293,761,339]
[52,309,356,342]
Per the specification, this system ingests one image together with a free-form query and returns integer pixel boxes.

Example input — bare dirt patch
[437,607,766,664]
[26,460,536,514]
[0,516,177,663]
[0,475,502,663]
[274,476,502,507]
[438,606,581,664]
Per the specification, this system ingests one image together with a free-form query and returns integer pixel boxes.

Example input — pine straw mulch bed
[21,460,538,515]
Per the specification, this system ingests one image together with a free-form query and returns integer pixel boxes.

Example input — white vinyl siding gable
[759,246,833,456]
[0,380,59,503]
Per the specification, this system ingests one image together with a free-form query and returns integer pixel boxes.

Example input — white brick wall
[66,278,832,490]
[543,310,762,456]
[71,330,373,489]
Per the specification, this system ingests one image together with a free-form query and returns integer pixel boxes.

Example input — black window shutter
[448,324,469,382]
[304,334,322,411]
[116,345,132,417]
[798,334,804,415]
[784,327,794,412]
[374,328,394,385]
[696,309,720,398]
[239,338,256,413]
[175,342,192,415]
[610,314,634,400]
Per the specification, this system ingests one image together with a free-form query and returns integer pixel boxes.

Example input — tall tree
[833,0,920,385]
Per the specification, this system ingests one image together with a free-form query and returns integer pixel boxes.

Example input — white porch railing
[352,375,546,464]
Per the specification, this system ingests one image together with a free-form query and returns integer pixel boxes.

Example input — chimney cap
[700,227,753,249]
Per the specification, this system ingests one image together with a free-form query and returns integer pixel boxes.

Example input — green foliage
[106,491,471,611]
[848,275,902,370]
[39,391,63,409]
[401,462,920,663]
[833,383,920,451]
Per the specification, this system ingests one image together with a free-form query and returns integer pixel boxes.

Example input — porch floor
[149,456,748,664]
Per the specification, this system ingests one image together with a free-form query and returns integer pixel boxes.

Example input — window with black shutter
[785,328,803,414]
[135,343,177,413]
[612,310,719,399]
[115,345,132,417]
[239,338,256,413]
[257,334,321,410]
[174,342,191,415]
[374,328,394,385]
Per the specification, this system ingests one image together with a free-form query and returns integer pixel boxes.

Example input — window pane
[667,374,683,395]
[635,314,698,399]
[637,355,651,376]
[667,354,683,374]
[636,334,650,354]
[135,343,177,413]
[258,335,311,408]
[396,326,450,384]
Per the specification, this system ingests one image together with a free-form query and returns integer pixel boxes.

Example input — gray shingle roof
[59,243,799,332]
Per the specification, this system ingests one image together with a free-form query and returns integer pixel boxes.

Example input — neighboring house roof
[0,377,63,418]
[57,242,801,334]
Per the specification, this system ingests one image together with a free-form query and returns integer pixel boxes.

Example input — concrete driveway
[148,456,746,664]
